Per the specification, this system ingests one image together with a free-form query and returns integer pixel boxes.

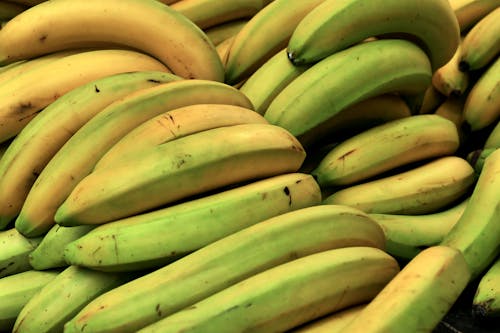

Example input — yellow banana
[485,120,500,148]
[292,304,366,333]
[204,19,247,46]
[215,35,234,66]
[432,40,469,97]
[450,0,500,32]
[472,255,500,318]
[0,228,42,278]
[417,85,445,114]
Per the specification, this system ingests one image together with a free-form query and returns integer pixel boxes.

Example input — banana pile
[0,0,499,332]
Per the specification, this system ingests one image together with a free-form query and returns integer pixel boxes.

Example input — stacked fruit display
[0,0,499,332]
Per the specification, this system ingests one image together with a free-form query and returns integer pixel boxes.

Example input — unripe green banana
[292,304,366,333]
[485,120,500,148]
[472,255,500,318]
[0,228,42,278]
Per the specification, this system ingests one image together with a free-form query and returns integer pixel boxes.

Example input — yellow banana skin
[417,85,445,115]
[264,39,432,137]
[0,270,59,332]
[441,148,500,279]
[204,19,248,46]
[311,114,460,187]
[473,255,500,318]
[224,0,326,84]
[432,41,469,97]
[95,103,267,170]
[215,35,234,66]
[292,304,366,333]
[64,205,385,333]
[0,71,180,230]
[463,56,500,131]
[15,79,253,237]
[323,156,475,214]
[485,120,500,148]
[287,0,459,71]
[451,0,500,32]
[0,228,42,278]
[342,245,471,333]
[133,247,399,333]
[0,0,224,81]
[12,265,131,333]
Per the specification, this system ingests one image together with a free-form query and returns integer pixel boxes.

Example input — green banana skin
[0,270,59,332]
[264,39,432,137]
[0,228,42,278]
[441,148,500,279]
[63,173,321,272]
[133,247,399,333]
[484,120,500,149]
[287,0,460,71]
[473,255,500,318]
[467,147,497,174]
[64,205,385,333]
[13,265,132,333]
[28,224,96,270]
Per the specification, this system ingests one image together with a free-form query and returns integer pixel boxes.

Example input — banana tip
[287,50,303,66]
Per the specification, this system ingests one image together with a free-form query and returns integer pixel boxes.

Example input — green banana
[15,79,254,237]
[0,270,59,332]
[323,156,475,214]
[441,148,500,279]
[451,0,500,32]
[311,114,460,187]
[467,147,497,174]
[64,204,385,333]
[341,245,471,333]
[485,120,500,148]
[264,39,432,137]
[287,0,459,71]
[292,304,366,333]
[0,228,42,278]
[132,247,399,333]
[63,173,321,272]
[472,255,500,318]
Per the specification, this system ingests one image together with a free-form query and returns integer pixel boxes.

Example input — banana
[0,228,42,278]
[0,1,26,21]
[287,0,459,71]
[323,156,476,214]
[215,35,234,66]
[13,265,132,333]
[432,40,469,97]
[459,7,500,71]
[239,48,309,115]
[417,85,445,114]
[264,39,432,137]
[56,123,306,226]
[311,114,460,187]
[441,148,500,279]
[341,245,471,333]
[62,173,321,272]
[0,71,180,230]
[131,247,399,333]
[450,0,500,32]
[369,198,469,260]
[224,0,326,84]
[0,0,224,81]
[0,270,59,332]
[472,255,500,318]
[94,103,267,171]
[0,48,170,143]
[169,0,272,30]
[467,147,498,174]
[485,120,500,148]
[63,204,385,332]
[15,79,253,237]
[28,225,96,270]
[463,56,500,131]
[292,304,366,333]
[204,19,247,46]
[434,95,466,131]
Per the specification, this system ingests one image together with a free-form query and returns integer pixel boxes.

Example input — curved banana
[311,114,460,187]
[323,156,476,214]
[0,48,170,143]
[239,48,309,115]
[224,0,325,84]
[0,0,224,81]
[459,7,500,71]
[287,0,459,71]
[451,0,500,32]
[432,41,469,97]
[15,79,253,237]
[417,85,445,114]
[95,103,267,170]
[463,56,500,130]
[485,120,500,148]
[204,19,247,46]
[0,228,42,278]
[0,71,180,230]
[264,39,432,137]
[28,225,96,270]
[0,1,25,22]
[292,304,366,333]
[441,148,500,279]
[13,265,131,333]
[472,255,500,318]
[341,245,471,333]
[170,0,272,29]
[434,96,466,131]
[64,205,384,333]
[215,35,234,66]
[0,270,59,332]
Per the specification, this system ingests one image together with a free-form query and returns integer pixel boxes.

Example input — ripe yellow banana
[133,247,399,333]
[0,71,180,230]
[0,0,224,81]
[287,0,459,71]
[432,40,469,97]
[224,0,325,84]
[472,255,500,318]
[323,156,475,214]
[95,103,267,170]
[292,304,366,333]
[204,19,247,46]
[64,204,384,332]
[15,79,253,237]
[215,35,234,66]
[434,95,466,132]
[311,114,460,187]
[450,0,500,32]
[417,85,445,114]
[264,39,432,137]
[485,120,500,148]
[0,228,42,278]
[341,245,471,333]
[441,148,500,279]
